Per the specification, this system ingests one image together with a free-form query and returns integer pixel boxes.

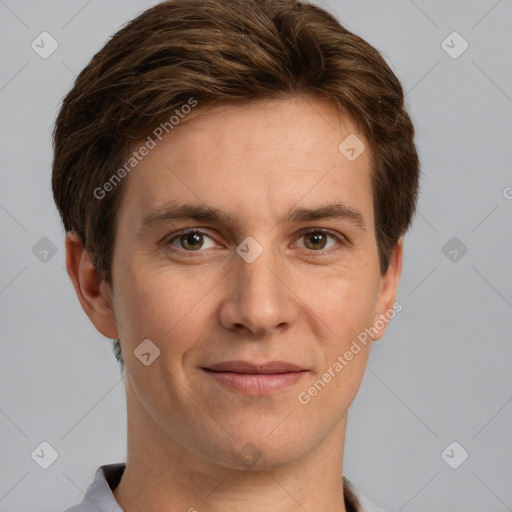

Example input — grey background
[0,0,511,511]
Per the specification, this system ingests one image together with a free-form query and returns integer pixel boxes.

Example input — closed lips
[204,361,307,374]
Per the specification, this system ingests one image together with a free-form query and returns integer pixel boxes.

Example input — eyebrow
[137,201,366,234]
[286,203,365,230]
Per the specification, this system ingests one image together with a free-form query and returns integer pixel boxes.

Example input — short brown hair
[52,0,420,368]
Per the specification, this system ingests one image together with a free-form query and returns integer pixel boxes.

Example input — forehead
[117,95,374,231]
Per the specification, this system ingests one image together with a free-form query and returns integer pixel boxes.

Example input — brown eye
[179,232,203,250]
[303,231,328,250]
[168,230,216,251]
[296,230,343,252]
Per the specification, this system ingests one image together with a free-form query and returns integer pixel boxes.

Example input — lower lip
[203,370,306,395]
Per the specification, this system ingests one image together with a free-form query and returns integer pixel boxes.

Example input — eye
[296,229,343,251]
[168,230,217,251]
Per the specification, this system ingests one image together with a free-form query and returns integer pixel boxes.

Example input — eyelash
[166,228,348,255]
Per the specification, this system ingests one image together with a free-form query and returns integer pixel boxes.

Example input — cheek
[296,276,376,412]
[307,267,380,343]
[113,260,218,353]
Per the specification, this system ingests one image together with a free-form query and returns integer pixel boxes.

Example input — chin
[210,430,307,471]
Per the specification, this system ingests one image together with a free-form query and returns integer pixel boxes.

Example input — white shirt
[63,463,387,512]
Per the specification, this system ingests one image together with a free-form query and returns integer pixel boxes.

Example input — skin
[66,94,403,512]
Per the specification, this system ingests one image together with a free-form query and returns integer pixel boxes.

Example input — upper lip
[204,361,306,374]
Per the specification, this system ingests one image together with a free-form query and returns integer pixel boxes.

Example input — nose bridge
[239,248,281,299]
[219,236,295,335]
[237,237,284,307]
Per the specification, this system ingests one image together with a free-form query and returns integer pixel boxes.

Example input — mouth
[202,360,308,395]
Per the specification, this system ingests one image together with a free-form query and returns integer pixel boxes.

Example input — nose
[218,243,297,337]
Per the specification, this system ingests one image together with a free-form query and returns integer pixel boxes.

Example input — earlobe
[371,238,403,342]
[65,231,119,339]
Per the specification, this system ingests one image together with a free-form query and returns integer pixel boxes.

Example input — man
[52,0,420,511]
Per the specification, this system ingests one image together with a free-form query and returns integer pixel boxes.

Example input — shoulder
[62,463,125,512]
[343,477,389,512]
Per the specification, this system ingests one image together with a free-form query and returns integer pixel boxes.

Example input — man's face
[109,95,400,469]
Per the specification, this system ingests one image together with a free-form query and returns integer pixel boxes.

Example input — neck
[114,376,349,512]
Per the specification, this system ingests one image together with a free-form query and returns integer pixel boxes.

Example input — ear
[65,231,119,339]
[371,237,403,342]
